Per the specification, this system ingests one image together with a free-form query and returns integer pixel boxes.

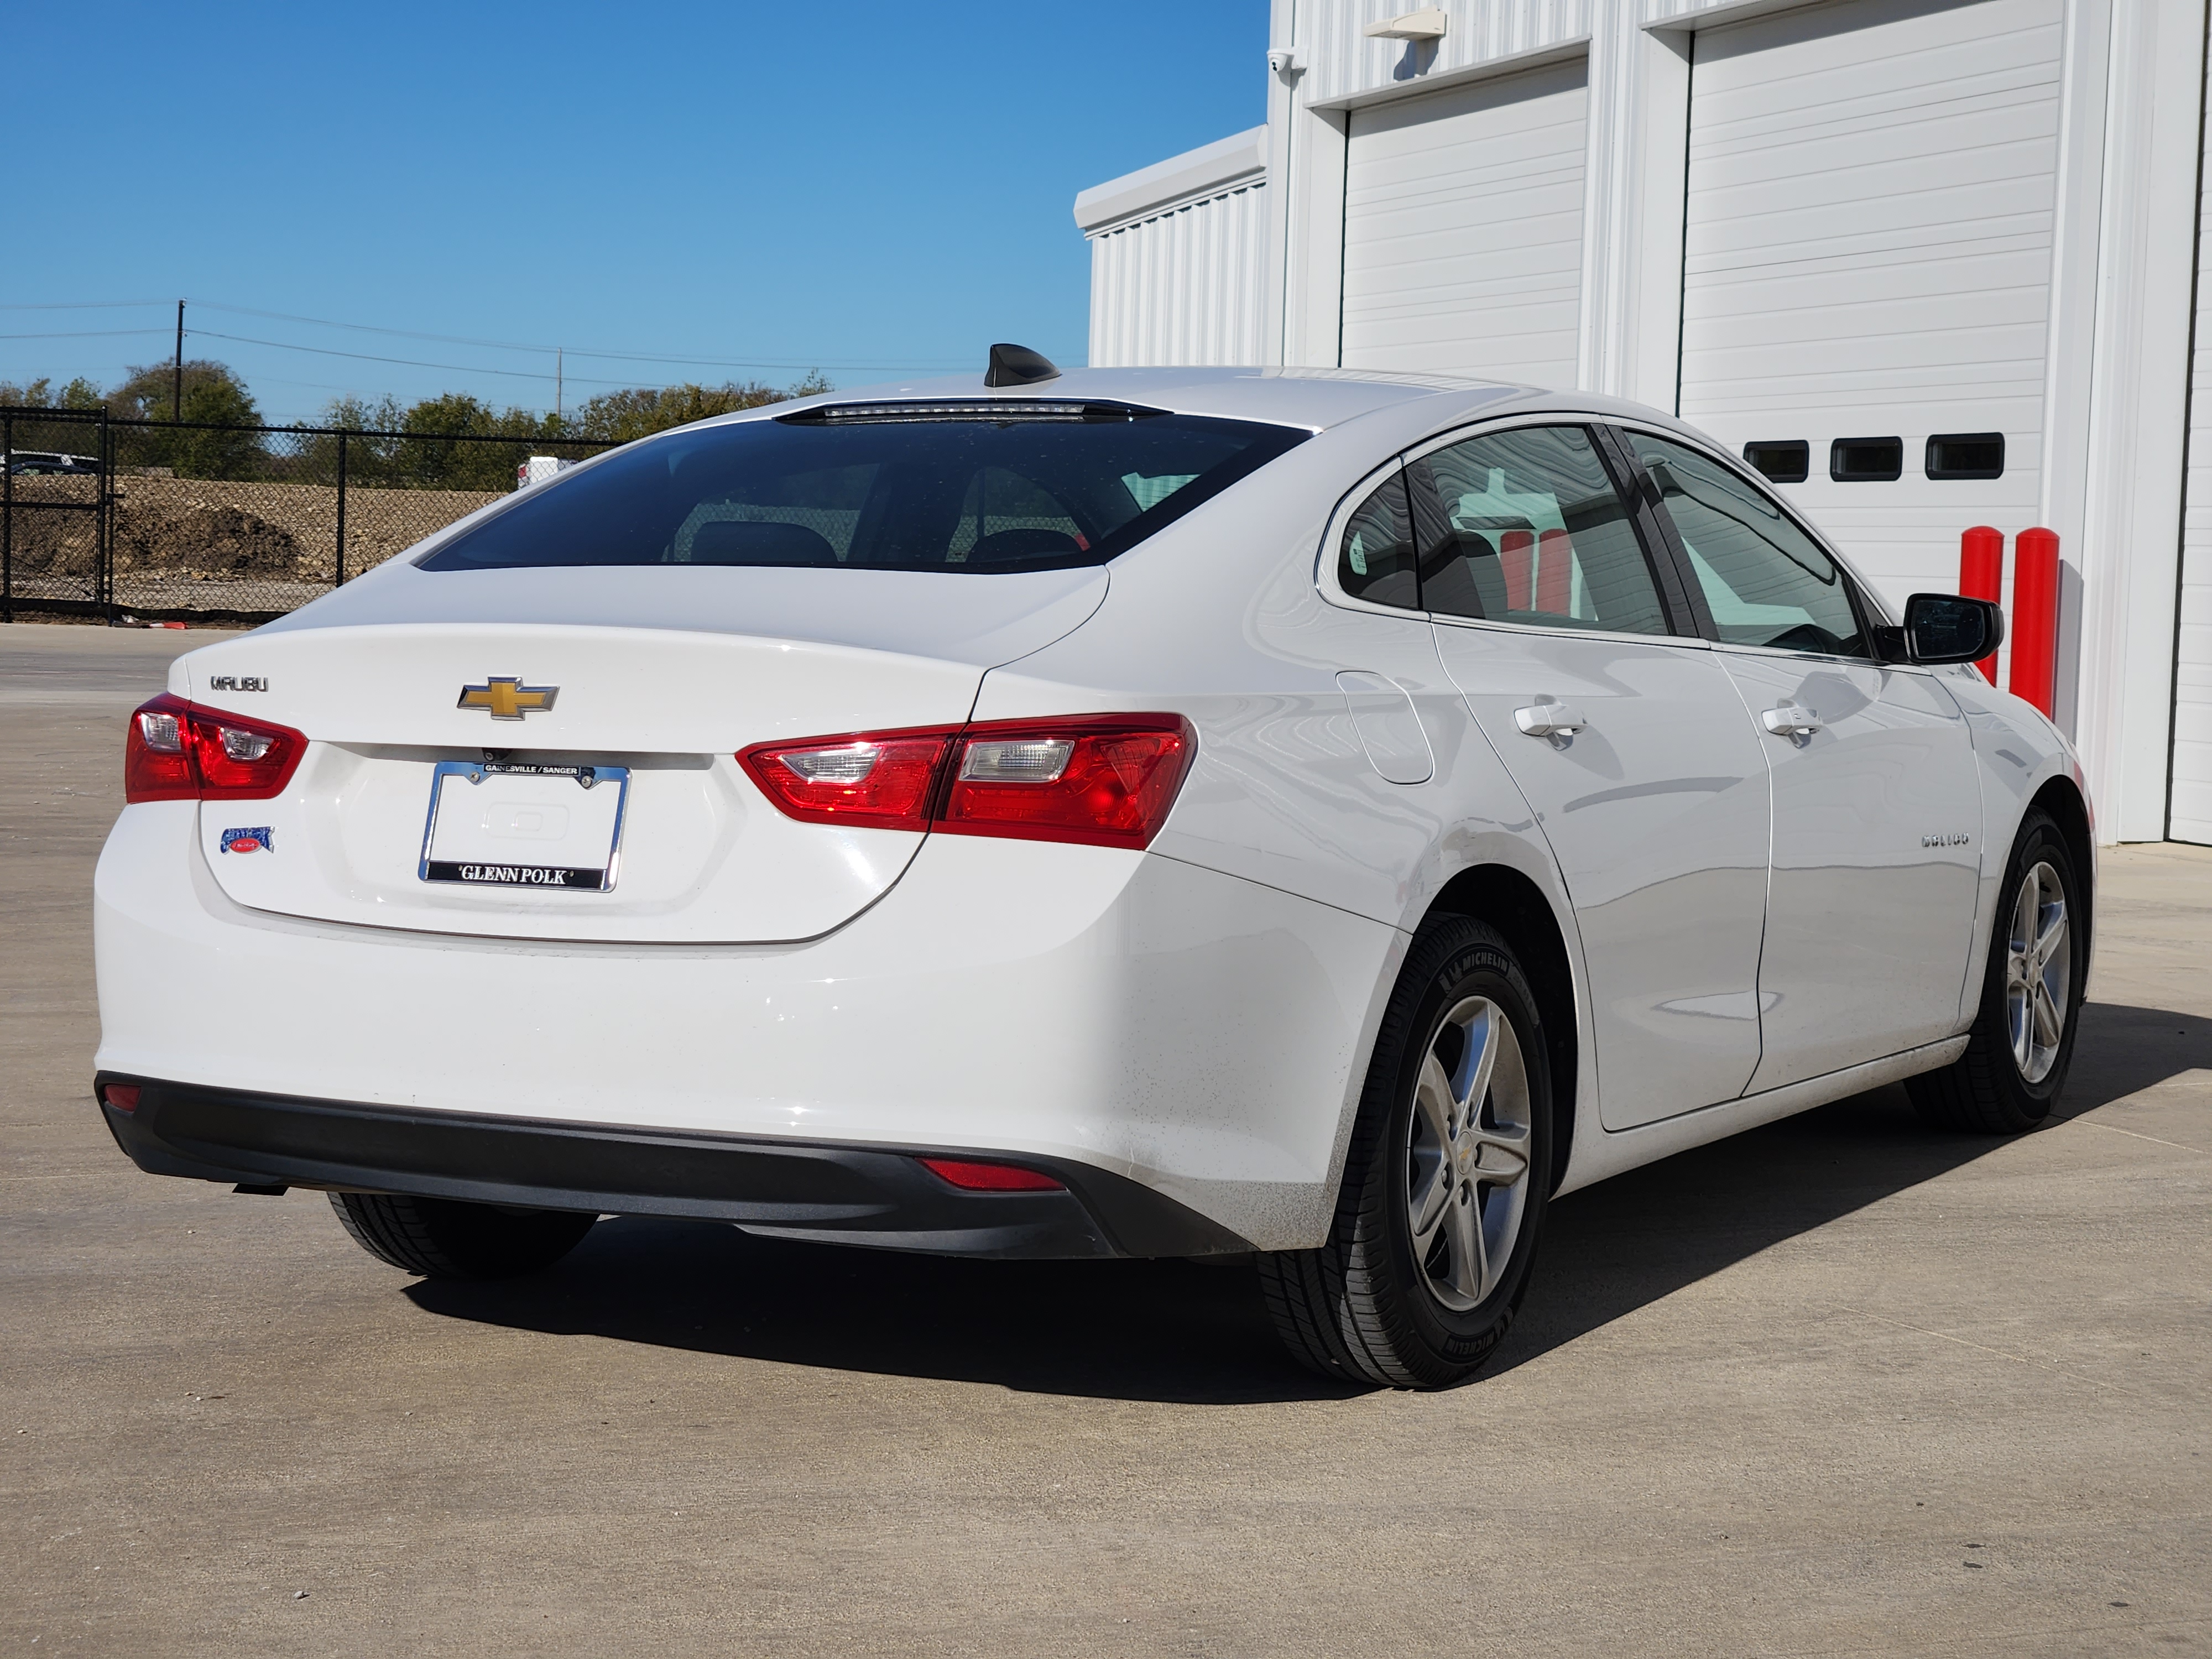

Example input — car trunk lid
[176,566,1106,943]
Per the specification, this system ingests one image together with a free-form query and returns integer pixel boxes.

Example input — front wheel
[1907,807,2084,1133]
[329,1191,598,1279]
[1260,916,1552,1390]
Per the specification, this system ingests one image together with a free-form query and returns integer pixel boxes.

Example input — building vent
[1830,437,1903,482]
[1925,432,2005,480]
[1743,440,1809,483]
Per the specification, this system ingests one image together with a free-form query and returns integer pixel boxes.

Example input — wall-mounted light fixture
[1364,8,1449,41]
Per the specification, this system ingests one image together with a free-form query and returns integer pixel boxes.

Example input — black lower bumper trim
[93,1074,1253,1261]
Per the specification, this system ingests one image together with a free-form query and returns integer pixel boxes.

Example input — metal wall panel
[2174,31,2212,844]
[1339,59,1588,383]
[1674,0,2064,615]
[1086,181,1270,368]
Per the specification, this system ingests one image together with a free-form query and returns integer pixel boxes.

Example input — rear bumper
[96,1075,1250,1260]
[93,806,1401,1250]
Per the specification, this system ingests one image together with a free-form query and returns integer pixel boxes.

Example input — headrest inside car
[684,520,840,566]
[966,527,1083,563]
[1418,531,1509,619]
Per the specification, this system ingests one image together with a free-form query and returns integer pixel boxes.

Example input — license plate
[418,760,629,891]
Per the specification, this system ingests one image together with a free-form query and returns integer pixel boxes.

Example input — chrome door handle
[1515,700,1588,739]
[1761,705,1823,742]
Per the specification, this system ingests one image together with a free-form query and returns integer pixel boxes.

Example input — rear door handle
[1515,700,1587,739]
[1761,705,1823,742]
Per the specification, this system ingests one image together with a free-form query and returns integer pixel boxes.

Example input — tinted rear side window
[1337,467,1419,608]
[420,408,1309,574]
[1413,424,1669,636]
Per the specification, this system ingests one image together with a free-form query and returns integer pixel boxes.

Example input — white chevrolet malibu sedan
[93,357,2091,1389]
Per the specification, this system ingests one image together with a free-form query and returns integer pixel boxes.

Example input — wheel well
[2029,776,2095,962]
[1425,865,1578,1195]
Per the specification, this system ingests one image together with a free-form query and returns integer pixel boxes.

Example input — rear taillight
[738,731,957,831]
[738,715,1193,849]
[124,693,306,804]
[939,717,1192,849]
[124,694,197,802]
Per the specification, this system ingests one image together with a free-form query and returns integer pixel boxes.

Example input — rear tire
[1907,807,2084,1134]
[329,1192,597,1279]
[1260,916,1552,1390]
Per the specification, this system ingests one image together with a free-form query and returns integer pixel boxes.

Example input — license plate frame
[416,760,630,892]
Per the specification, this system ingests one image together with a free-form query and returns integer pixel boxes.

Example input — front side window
[421,408,1308,574]
[1627,432,1867,658]
[1410,424,1669,636]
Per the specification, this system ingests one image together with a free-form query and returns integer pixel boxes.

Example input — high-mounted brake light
[918,1157,1065,1192]
[738,715,1194,849]
[779,399,1166,425]
[124,693,307,804]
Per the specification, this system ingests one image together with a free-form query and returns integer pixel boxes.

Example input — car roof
[711,368,1724,467]
[721,365,1688,436]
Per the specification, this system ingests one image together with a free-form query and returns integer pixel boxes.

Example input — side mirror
[1900,593,2004,665]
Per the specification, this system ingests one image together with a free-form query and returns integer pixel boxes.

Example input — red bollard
[2010,527,2059,717]
[1959,525,2004,682]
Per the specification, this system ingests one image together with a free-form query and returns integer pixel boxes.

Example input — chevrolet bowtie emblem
[457,677,559,719]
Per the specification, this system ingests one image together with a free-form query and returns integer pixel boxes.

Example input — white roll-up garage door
[2173,40,2212,844]
[1339,58,1588,387]
[1676,0,2064,614]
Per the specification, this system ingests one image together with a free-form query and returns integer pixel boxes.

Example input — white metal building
[1073,0,2212,846]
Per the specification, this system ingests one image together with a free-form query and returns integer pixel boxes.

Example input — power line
[3,296,998,397]
[193,301,553,354]
[188,328,571,383]
[185,328,860,390]
[0,299,171,311]
[184,299,966,371]
[0,328,171,341]
[2,317,968,377]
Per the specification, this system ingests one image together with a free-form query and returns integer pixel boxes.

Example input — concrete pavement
[2,620,2205,1656]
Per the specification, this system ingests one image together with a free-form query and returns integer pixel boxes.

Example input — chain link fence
[2,409,617,624]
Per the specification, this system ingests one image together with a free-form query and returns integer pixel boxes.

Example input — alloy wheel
[2005,859,2070,1085]
[1404,996,1534,1312]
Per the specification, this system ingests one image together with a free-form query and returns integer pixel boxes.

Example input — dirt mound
[111,499,302,577]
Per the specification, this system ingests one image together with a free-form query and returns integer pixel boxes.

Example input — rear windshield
[419,406,1309,574]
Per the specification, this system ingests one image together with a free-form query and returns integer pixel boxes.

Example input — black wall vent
[1926,432,2005,480]
[1830,436,1903,482]
[1743,440,1809,483]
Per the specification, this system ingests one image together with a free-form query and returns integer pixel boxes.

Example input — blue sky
[3,2,1265,424]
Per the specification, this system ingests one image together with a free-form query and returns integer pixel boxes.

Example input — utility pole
[556,347,564,426]
[173,300,185,421]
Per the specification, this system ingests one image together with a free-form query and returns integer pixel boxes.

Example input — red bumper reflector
[917,1157,1065,1192]
[101,1083,140,1113]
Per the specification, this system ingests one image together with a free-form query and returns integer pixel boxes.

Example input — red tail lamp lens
[124,693,306,804]
[124,693,199,802]
[101,1083,141,1114]
[939,717,1193,849]
[919,1157,1065,1192]
[739,715,1194,849]
[737,732,955,831]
